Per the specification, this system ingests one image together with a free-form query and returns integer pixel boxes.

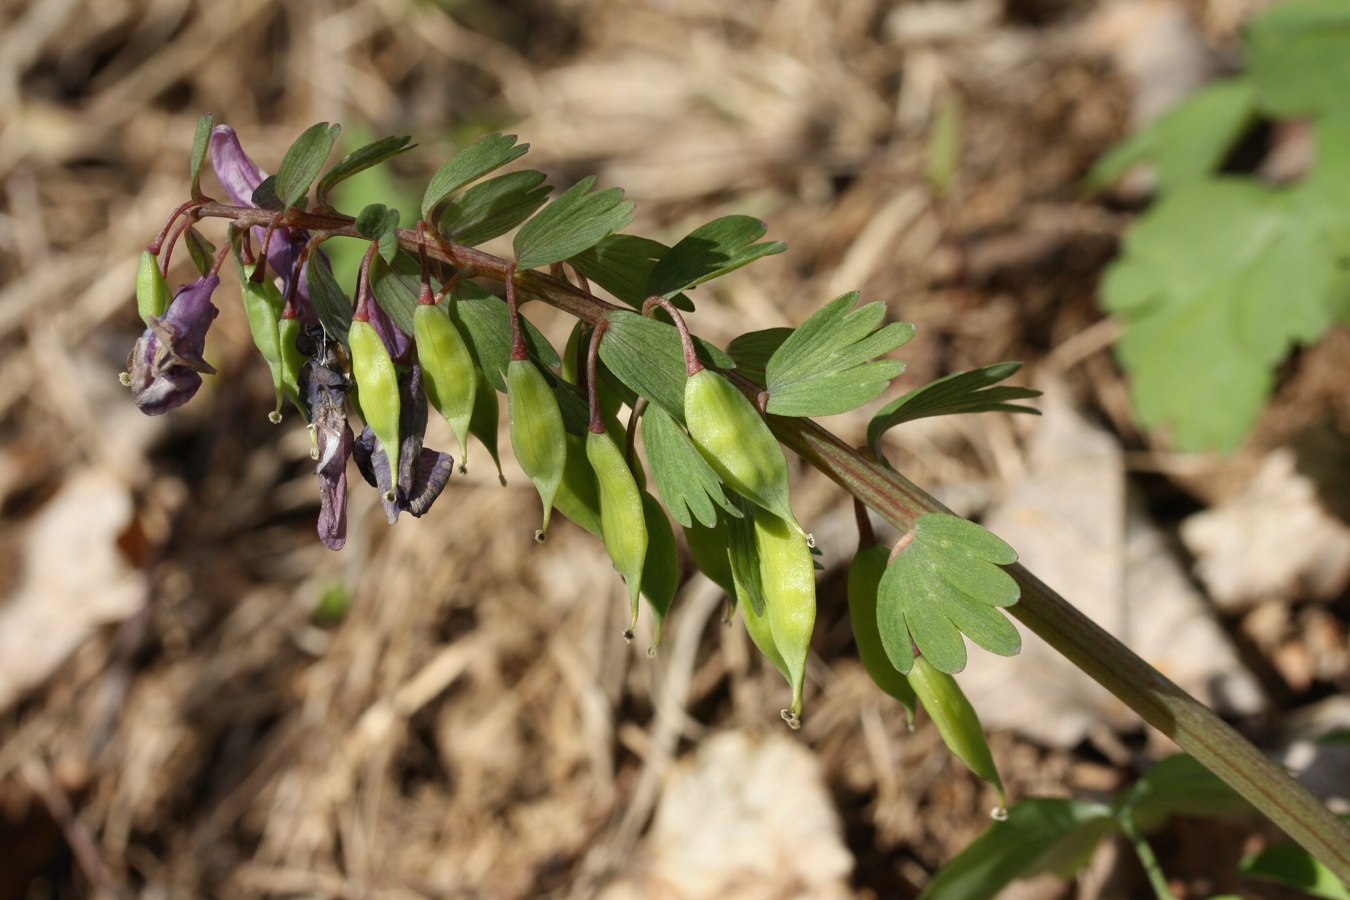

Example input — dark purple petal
[209,125,265,207]
[353,425,400,524]
[405,448,454,517]
[301,350,354,550]
[124,275,220,415]
[368,295,412,361]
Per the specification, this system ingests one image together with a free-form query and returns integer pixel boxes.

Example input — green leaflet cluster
[129,115,1040,760]
[1091,0,1350,453]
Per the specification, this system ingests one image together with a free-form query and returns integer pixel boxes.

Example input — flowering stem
[186,199,1350,881]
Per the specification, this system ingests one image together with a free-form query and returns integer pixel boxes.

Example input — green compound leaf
[570,234,691,310]
[1087,78,1257,195]
[354,203,401,264]
[306,253,353,344]
[726,327,792,387]
[276,122,341,209]
[250,175,285,211]
[189,113,212,199]
[316,134,415,206]
[596,310,734,424]
[645,215,786,301]
[513,176,635,270]
[1122,753,1257,832]
[919,798,1116,900]
[421,133,529,222]
[642,402,741,528]
[1102,132,1350,452]
[877,513,1020,675]
[437,170,551,247]
[367,248,423,334]
[1241,844,1350,900]
[1247,0,1350,121]
[867,363,1041,457]
[450,280,560,392]
[764,292,916,417]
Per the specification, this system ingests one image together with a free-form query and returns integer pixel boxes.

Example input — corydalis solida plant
[125,117,1350,885]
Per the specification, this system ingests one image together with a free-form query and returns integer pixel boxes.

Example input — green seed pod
[137,251,171,324]
[587,427,648,635]
[276,316,307,418]
[847,544,918,724]
[640,490,680,651]
[469,377,505,483]
[909,653,1006,808]
[553,432,602,537]
[415,303,478,467]
[684,368,800,534]
[508,358,567,538]
[237,262,288,421]
[349,318,402,500]
[754,508,816,728]
[737,579,790,685]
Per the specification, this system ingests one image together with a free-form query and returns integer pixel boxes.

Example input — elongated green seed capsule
[684,368,800,533]
[349,319,402,500]
[137,251,171,324]
[640,490,679,651]
[755,508,816,728]
[847,544,918,724]
[276,316,307,418]
[469,377,505,484]
[508,358,566,537]
[416,303,478,467]
[554,432,602,537]
[587,427,648,634]
[737,581,790,684]
[238,262,287,421]
[909,653,1006,808]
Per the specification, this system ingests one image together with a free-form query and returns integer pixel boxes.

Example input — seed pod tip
[780,709,801,730]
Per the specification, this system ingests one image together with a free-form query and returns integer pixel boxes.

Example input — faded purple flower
[123,274,220,415]
[209,125,319,325]
[301,348,354,551]
[353,364,452,523]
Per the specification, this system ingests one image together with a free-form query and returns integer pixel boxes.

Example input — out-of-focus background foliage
[1,0,1348,897]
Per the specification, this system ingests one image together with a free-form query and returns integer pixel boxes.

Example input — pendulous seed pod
[684,368,801,534]
[508,357,567,538]
[276,316,307,418]
[847,544,918,724]
[587,426,648,635]
[348,318,402,501]
[415,303,478,469]
[908,653,1006,808]
[640,489,680,650]
[754,508,816,728]
[136,250,171,324]
[237,262,288,421]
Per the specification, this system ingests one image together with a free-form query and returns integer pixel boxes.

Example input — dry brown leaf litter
[1,0,1347,897]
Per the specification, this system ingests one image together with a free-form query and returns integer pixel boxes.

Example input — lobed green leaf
[642,402,741,528]
[307,253,353,344]
[422,134,528,222]
[367,248,423,335]
[513,176,635,270]
[1246,0,1350,121]
[726,327,792,387]
[355,203,402,264]
[570,234,692,310]
[867,363,1040,458]
[437,170,551,246]
[316,134,415,206]
[876,513,1020,675]
[764,292,916,417]
[1241,844,1350,900]
[595,310,734,423]
[450,280,560,392]
[276,122,341,209]
[645,215,786,301]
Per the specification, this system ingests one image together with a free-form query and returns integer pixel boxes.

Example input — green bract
[348,319,402,498]
[507,358,567,537]
[684,368,799,533]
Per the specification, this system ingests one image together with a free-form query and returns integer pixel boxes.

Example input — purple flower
[301,348,354,551]
[123,274,220,415]
[353,364,452,523]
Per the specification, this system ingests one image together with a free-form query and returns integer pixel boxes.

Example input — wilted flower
[353,364,452,523]
[301,345,354,551]
[123,274,220,415]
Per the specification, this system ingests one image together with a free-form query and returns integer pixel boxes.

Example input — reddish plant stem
[586,319,610,434]
[642,295,702,376]
[185,200,1350,880]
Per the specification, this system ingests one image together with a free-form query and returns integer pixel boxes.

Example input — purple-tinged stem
[641,295,701,376]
